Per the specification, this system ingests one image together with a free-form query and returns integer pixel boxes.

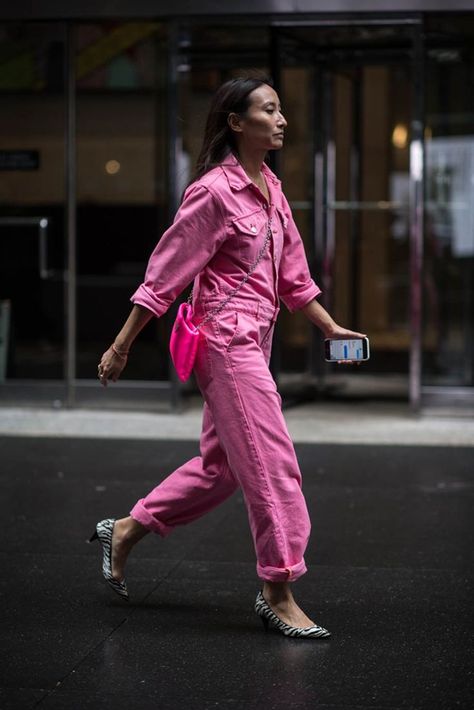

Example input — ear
[227,112,243,134]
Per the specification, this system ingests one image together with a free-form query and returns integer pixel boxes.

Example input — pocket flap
[232,210,266,236]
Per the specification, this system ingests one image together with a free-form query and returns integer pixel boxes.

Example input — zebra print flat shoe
[88,518,129,602]
[254,590,330,639]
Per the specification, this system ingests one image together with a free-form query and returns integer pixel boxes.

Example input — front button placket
[268,205,279,305]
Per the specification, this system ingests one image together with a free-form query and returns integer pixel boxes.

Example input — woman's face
[230,84,287,152]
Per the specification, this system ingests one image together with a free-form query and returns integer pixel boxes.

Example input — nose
[277,111,287,128]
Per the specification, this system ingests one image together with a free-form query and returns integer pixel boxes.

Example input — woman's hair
[193,74,273,182]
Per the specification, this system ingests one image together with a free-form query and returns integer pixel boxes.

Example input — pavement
[1,401,473,709]
[1,399,474,446]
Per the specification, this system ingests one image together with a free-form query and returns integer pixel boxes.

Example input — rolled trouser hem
[130,500,173,537]
[257,558,307,582]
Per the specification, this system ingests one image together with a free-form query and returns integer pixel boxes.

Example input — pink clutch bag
[169,303,200,382]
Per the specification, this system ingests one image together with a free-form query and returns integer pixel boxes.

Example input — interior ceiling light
[392,124,408,150]
[105,160,121,175]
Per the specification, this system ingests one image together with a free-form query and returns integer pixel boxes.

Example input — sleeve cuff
[130,284,170,319]
[282,282,322,313]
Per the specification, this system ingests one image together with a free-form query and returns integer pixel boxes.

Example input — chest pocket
[231,209,268,265]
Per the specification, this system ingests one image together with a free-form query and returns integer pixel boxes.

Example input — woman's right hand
[97,344,129,387]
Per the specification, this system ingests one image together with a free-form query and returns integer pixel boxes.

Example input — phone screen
[325,338,369,361]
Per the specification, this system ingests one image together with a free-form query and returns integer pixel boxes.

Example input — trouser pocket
[213,311,240,350]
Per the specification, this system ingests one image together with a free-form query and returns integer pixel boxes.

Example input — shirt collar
[220,152,281,192]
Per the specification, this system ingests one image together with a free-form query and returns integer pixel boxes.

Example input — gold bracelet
[112,344,129,359]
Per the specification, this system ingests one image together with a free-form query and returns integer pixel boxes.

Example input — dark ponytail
[193,75,273,182]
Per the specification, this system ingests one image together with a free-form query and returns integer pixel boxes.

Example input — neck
[235,146,267,181]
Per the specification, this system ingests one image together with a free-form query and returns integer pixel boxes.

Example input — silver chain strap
[188,218,273,329]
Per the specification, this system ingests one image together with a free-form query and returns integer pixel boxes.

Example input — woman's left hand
[324,324,367,366]
[324,324,367,341]
[97,345,128,386]
[300,300,367,365]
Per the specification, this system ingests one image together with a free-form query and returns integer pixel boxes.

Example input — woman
[91,76,365,639]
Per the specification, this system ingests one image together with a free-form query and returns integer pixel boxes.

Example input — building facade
[0,1,473,411]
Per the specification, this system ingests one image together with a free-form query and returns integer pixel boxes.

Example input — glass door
[73,21,174,409]
[422,14,474,410]
[275,21,421,403]
[0,22,67,404]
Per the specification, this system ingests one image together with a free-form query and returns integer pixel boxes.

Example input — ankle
[115,517,147,544]
[263,583,293,605]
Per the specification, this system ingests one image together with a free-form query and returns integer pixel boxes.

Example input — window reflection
[423,15,474,387]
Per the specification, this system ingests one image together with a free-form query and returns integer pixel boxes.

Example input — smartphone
[324,337,370,362]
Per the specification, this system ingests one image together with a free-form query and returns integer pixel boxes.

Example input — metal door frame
[63,21,179,411]
[0,20,181,410]
[272,17,425,409]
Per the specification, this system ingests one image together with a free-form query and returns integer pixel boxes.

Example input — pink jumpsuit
[129,153,322,582]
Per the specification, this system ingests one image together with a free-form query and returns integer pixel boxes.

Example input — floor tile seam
[125,556,187,606]
[31,551,210,708]
[33,616,129,707]
[114,516,236,603]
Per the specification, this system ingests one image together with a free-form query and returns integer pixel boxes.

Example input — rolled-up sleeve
[277,195,322,312]
[131,184,226,318]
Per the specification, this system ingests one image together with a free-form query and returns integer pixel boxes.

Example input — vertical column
[409,22,425,411]
[167,22,182,410]
[359,66,391,336]
[65,22,76,407]
[349,68,362,331]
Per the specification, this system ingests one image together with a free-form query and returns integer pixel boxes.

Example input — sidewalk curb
[1,405,473,446]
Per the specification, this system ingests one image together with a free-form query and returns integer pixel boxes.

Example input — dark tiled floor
[0,437,473,709]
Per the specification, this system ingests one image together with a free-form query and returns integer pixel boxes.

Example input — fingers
[97,360,111,386]
[342,332,367,339]
[97,362,123,385]
[97,345,128,386]
[97,366,108,386]
[330,330,367,340]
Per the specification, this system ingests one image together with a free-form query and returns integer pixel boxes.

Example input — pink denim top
[131,153,321,319]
